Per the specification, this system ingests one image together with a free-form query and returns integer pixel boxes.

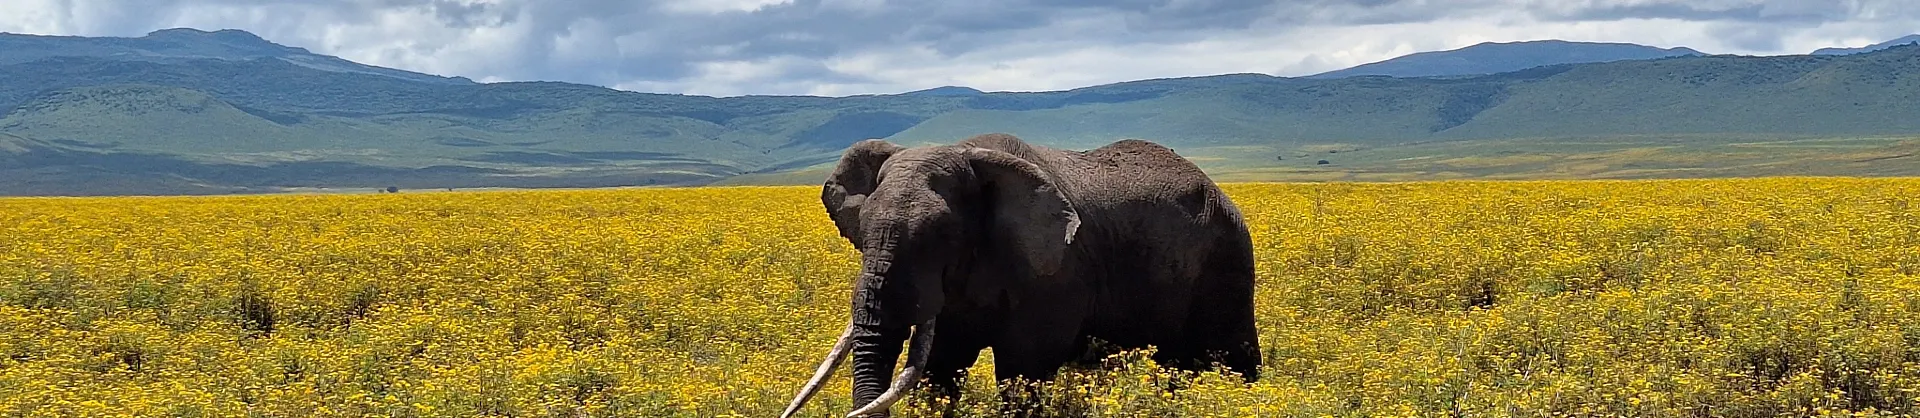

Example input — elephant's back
[1047,139,1241,274]
[965,135,1239,236]
[1056,139,1227,225]
[1053,140,1250,344]
[1077,139,1209,184]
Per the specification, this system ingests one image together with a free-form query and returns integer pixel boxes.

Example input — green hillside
[1307,40,1704,79]
[895,51,1920,146]
[4,29,1920,195]
[1441,54,1920,138]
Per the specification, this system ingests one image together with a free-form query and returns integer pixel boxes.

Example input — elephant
[780,133,1261,418]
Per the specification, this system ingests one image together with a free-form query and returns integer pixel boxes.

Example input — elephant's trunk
[836,214,946,417]
[848,318,936,418]
[779,323,854,418]
[846,270,907,416]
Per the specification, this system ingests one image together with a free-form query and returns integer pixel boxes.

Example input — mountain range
[1308,40,1704,79]
[1813,35,1920,56]
[0,29,473,85]
[2,29,1918,195]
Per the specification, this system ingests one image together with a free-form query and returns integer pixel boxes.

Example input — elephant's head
[781,137,1081,418]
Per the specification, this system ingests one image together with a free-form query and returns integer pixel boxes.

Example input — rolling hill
[0,28,472,84]
[1307,40,1704,79]
[1813,35,1920,56]
[3,29,1920,195]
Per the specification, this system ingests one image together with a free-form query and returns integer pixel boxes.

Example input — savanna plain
[4,178,1920,417]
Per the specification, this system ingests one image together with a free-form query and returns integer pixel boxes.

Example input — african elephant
[780,133,1261,417]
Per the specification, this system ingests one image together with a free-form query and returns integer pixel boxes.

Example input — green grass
[1197,134,1920,182]
[710,135,1920,186]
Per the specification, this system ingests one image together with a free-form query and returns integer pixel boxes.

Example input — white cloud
[802,13,1844,94]
[0,0,76,35]
[1,0,1915,97]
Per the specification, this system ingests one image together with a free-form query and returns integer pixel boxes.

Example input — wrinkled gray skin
[783,133,1260,417]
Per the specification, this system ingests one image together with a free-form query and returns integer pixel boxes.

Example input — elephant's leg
[1181,237,1262,383]
[1177,302,1259,381]
[990,296,1089,416]
[922,322,986,404]
[991,307,1086,381]
[918,343,980,418]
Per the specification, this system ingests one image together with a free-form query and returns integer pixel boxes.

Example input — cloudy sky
[1,0,1914,97]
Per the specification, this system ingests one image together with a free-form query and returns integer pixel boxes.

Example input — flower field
[4,178,1920,417]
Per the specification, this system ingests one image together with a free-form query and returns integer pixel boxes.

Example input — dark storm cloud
[425,0,517,27]
[1544,2,1846,24]
[1121,0,1280,31]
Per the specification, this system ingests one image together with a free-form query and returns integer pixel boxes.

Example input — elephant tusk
[780,323,856,418]
[845,318,936,418]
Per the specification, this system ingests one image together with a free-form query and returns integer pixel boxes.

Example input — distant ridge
[1813,34,1920,55]
[0,28,472,85]
[904,86,985,96]
[1310,40,1704,79]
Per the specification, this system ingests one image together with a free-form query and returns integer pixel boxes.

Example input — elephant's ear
[966,147,1081,275]
[822,139,904,247]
